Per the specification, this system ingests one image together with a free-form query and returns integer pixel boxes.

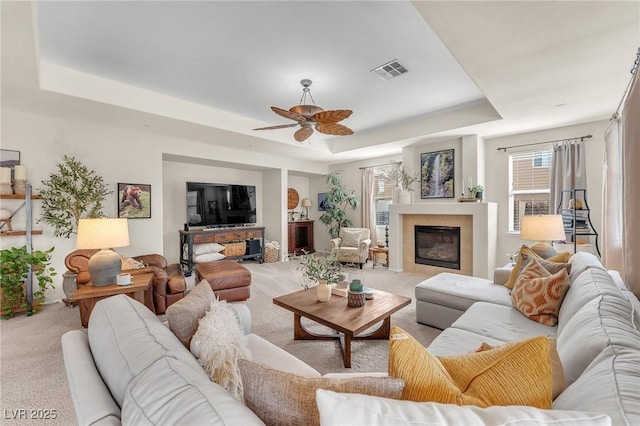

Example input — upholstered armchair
[329,227,372,269]
[65,250,187,314]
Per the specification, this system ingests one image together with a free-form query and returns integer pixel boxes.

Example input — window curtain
[549,140,587,213]
[361,169,377,245]
[622,67,640,297]
[602,118,624,276]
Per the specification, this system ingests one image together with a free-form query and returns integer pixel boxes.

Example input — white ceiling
[2,1,638,164]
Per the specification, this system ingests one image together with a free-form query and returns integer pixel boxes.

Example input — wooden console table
[71,273,154,328]
[179,226,265,276]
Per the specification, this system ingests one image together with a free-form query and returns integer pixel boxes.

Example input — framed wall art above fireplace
[421,148,454,199]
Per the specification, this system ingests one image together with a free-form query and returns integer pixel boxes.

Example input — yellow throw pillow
[239,359,404,426]
[474,339,566,399]
[505,245,571,290]
[511,265,571,326]
[389,327,552,408]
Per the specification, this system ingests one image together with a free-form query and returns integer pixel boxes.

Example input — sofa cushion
[569,251,607,282]
[415,273,512,311]
[121,356,263,425]
[190,299,250,401]
[450,302,556,343]
[239,359,404,426]
[427,327,506,357]
[558,268,622,336]
[511,265,570,326]
[244,334,321,377]
[556,292,640,386]
[166,279,215,347]
[554,345,640,425]
[88,295,205,407]
[316,389,612,426]
[389,327,552,408]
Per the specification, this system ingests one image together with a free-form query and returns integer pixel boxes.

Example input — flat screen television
[186,182,256,228]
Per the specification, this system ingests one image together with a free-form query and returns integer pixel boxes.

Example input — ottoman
[195,260,251,302]
[415,273,512,330]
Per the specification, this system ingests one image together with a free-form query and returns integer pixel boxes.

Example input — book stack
[561,209,590,233]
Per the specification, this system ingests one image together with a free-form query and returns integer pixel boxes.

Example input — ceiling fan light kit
[253,79,354,142]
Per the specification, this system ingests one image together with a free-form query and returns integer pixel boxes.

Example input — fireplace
[414,225,461,270]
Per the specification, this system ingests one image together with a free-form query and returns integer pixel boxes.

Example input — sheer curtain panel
[361,169,377,246]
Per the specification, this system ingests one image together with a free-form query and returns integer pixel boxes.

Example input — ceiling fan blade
[312,109,353,124]
[294,127,313,142]
[272,106,305,123]
[253,123,299,130]
[316,123,354,136]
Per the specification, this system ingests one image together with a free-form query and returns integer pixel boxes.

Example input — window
[373,166,395,226]
[509,148,553,232]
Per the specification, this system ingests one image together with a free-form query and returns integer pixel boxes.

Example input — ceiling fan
[253,79,353,142]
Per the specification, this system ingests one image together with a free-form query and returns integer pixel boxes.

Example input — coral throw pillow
[388,327,552,408]
[511,261,571,326]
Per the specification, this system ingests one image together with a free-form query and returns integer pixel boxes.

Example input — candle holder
[13,179,27,195]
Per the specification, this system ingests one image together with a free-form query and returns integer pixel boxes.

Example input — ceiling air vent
[371,59,408,81]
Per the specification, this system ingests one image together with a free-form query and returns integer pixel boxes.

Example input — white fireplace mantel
[388,202,497,279]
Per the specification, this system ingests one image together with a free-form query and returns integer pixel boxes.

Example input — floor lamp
[76,218,130,286]
[520,215,566,259]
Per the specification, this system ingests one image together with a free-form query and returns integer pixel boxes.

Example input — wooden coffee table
[71,273,154,327]
[273,288,411,367]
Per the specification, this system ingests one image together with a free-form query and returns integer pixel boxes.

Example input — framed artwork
[318,193,331,211]
[420,149,454,199]
[0,150,20,180]
[118,183,151,219]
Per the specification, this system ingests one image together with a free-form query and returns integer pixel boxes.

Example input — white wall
[485,120,607,264]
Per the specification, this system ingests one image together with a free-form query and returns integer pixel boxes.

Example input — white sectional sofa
[416,252,640,425]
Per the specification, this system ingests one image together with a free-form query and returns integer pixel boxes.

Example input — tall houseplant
[318,172,360,239]
[0,246,56,318]
[39,156,112,238]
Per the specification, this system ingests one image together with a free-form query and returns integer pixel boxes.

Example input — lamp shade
[76,218,130,286]
[520,215,566,259]
[76,218,130,250]
[520,215,566,241]
[301,198,312,207]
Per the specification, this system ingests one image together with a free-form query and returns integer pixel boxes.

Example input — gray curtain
[360,169,377,245]
[622,67,640,297]
[550,140,587,212]
[602,118,624,275]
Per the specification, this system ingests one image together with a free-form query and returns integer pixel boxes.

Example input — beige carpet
[0,260,439,424]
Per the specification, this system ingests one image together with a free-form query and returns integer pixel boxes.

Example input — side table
[71,272,154,327]
[369,246,389,269]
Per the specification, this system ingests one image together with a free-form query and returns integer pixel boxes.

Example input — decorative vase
[62,271,77,301]
[316,279,332,302]
[391,186,402,204]
[399,189,412,204]
[475,191,483,200]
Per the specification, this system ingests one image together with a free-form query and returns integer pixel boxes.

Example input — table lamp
[301,198,312,219]
[76,218,130,286]
[520,214,566,259]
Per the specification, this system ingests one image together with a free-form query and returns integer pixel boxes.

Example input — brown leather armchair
[65,249,187,314]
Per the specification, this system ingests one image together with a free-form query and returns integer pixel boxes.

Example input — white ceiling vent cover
[371,59,408,81]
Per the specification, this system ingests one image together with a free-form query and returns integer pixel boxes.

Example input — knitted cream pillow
[341,229,362,247]
[239,359,404,426]
[388,327,552,408]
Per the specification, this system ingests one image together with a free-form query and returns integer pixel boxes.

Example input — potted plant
[470,184,484,199]
[0,246,56,318]
[39,155,112,239]
[297,251,342,302]
[383,161,419,203]
[318,172,360,239]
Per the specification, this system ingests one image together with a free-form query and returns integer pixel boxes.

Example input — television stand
[179,227,265,276]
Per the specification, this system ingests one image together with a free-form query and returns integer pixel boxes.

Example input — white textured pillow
[341,229,362,247]
[194,252,226,263]
[316,390,612,426]
[190,299,249,401]
[194,243,225,255]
